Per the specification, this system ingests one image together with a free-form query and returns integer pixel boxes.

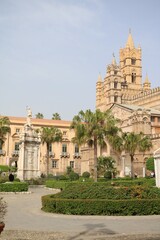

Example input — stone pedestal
[154,148,160,188]
[17,108,41,181]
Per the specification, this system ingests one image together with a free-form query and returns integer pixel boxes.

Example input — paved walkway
[1,186,160,239]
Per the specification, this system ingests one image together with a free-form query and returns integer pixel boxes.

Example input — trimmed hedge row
[98,178,155,187]
[45,178,155,191]
[0,182,28,192]
[41,195,160,215]
[52,185,160,200]
[45,180,70,190]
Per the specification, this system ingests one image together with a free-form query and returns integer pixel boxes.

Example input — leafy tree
[122,132,152,178]
[35,113,44,119]
[104,171,112,179]
[146,157,154,172]
[41,127,62,175]
[110,132,152,178]
[52,113,61,120]
[0,117,10,148]
[70,109,119,182]
[97,156,117,177]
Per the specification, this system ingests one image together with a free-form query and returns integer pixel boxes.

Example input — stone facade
[96,31,160,111]
[96,31,160,176]
[0,116,82,177]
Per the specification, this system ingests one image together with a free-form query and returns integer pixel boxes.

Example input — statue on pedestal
[26,106,32,127]
[17,106,41,180]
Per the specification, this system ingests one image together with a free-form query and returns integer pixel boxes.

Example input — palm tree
[70,109,119,182]
[35,113,44,119]
[41,127,62,175]
[97,156,117,177]
[52,113,61,120]
[0,117,10,148]
[110,132,152,178]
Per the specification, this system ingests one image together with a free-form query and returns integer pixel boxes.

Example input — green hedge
[42,195,160,215]
[0,165,17,172]
[52,184,160,200]
[0,165,10,172]
[0,182,28,192]
[45,178,156,191]
[98,178,155,187]
[45,180,70,190]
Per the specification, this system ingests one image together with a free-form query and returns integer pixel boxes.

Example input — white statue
[27,106,32,118]
[26,106,32,126]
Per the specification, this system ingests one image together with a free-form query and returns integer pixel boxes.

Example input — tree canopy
[0,116,10,145]
[41,127,62,175]
[35,113,44,119]
[109,131,152,178]
[71,109,119,182]
[52,113,61,120]
[97,156,117,177]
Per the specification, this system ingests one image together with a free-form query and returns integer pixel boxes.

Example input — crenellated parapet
[132,87,160,101]
[151,133,160,140]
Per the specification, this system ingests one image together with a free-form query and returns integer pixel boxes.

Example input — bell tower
[119,30,142,94]
[103,54,122,110]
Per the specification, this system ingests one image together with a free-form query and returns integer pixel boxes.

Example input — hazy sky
[1,0,160,120]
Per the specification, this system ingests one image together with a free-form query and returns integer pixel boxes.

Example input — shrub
[0,182,28,192]
[26,178,45,185]
[42,181,160,216]
[41,195,160,216]
[0,176,9,184]
[104,171,112,179]
[0,197,7,223]
[146,157,155,172]
[66,166,72,175]
[51,184,160,200]
[59,175,68,181]
[47,174,54,178]
[45,180,69,190]
[0,165,10,172]
[69,172,79,181]
[0,165,17,173]
[82,171,90,179]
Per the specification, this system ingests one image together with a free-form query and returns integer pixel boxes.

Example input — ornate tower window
[114,93,118,103]
[131,73,136,83]
[114,81,118,89]
[131,58,136,65]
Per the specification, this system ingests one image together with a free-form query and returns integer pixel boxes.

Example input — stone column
[154,148,160,188]
[120,154,125,177]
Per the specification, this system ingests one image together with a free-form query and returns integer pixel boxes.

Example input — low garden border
[0,182,28,192]
[41,195,160,216]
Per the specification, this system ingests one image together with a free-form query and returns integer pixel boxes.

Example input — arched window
[131,58,136,65]
[131,73,136,83]
[114,92,118,103]
[114,81,118,89]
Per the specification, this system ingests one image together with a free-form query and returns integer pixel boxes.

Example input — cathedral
[1,32,160,178]
[95,31,160,176]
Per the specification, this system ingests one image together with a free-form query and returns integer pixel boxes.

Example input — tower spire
[126,29,134,49]
[112,53,117,65]
[97,72,102,82]
[143,74,151,90]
